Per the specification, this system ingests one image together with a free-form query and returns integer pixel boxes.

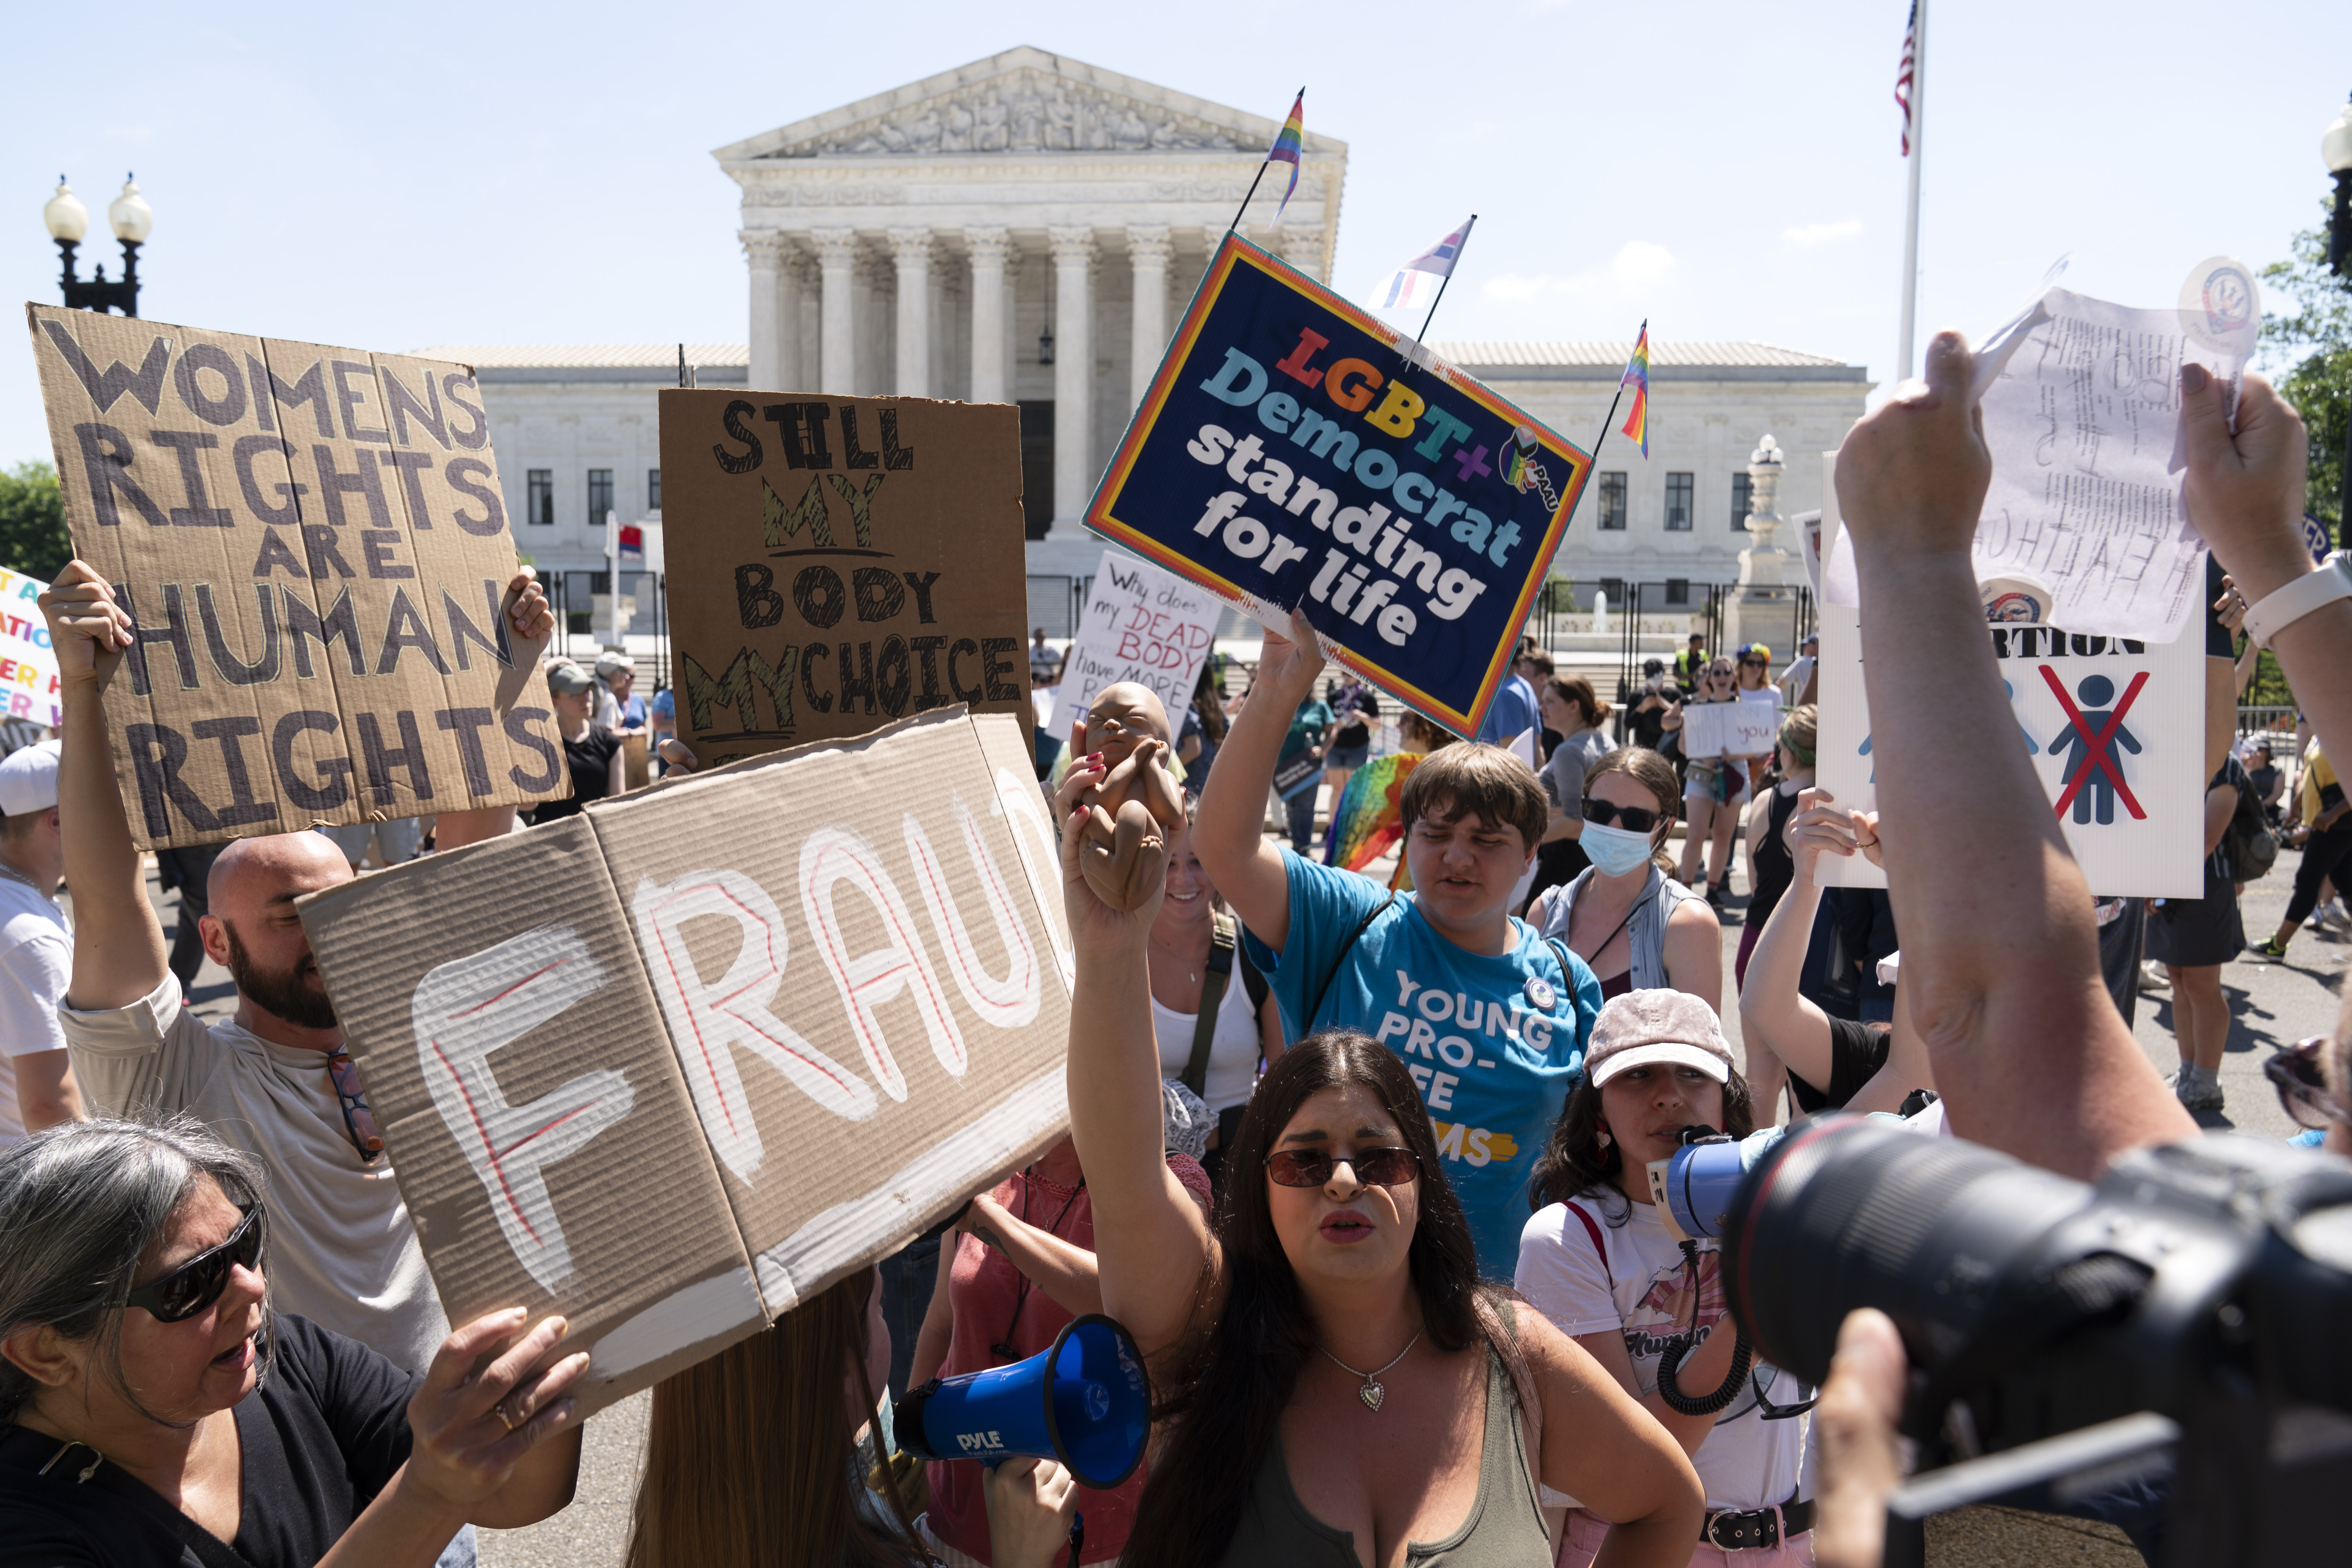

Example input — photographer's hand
[1813,1310,1909,1568]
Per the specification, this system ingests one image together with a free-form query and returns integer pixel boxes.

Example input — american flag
[1894,1,1918,156]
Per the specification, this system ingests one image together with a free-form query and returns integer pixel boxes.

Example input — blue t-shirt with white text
[1240,852,1602,1276]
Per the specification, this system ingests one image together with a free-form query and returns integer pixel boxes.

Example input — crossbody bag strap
[1302,890,1398,1035]
[26,1438,263,1568]
[1182,915,1238,1097]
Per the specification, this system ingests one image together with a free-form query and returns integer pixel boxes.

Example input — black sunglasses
[1583,798,1664,833]
[124,1203,265,1323]
[1740,657,1768,668]
[2265,1036,2347,1132]
[1266,1146,1421,1188]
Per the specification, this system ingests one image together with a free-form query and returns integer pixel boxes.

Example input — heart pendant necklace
[1318,1328,1422,1412]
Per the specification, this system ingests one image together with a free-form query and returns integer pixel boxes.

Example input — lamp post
[45,174,151,316]
[2325,94,2352,548]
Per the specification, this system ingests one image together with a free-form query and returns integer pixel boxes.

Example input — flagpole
[1226,86,1305,237]
[1896,0,1928,379]
[1410,214,1477,345]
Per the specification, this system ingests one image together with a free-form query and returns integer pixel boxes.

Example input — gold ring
[492,1402,519,1432]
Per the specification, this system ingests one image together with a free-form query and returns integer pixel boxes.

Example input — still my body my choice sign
[1087,235,1591,735]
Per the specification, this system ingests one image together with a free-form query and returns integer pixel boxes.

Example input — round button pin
[1524,975,1556,1011]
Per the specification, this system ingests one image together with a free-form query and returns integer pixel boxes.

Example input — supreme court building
[423,47,1869,630]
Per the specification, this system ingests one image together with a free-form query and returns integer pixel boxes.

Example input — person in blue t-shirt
[1475,663,1540,748]
[1195,609,1603,1276]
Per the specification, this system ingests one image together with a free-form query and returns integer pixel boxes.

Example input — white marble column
[775,241,806,390]
[813,228,858,396]
[965,227,1009,405]
[1049,226,1096,529]
[1125,225,1172,412]
[742,230,786,391]
[889,228,933,398]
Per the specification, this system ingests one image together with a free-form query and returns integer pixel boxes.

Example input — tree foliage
[0,462,71,581]
[2260,219,2351,538]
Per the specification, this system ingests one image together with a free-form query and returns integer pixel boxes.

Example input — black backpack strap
[1183,914,1238,1097]
[1238,943,1271,1016]
[1302,890,1399,1035]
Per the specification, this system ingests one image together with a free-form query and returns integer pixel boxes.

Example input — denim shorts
[1325,742,1370,772]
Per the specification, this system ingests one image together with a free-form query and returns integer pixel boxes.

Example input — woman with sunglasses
[1059,800,1704,1567]
[1731,647,1779,797]
[1526,750,1722,1018]
[1660,659,1749,907]
[1518,991,1812,1566]
[0,1118,586,1566]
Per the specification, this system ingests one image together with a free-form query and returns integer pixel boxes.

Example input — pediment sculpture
[770,72,1249,158]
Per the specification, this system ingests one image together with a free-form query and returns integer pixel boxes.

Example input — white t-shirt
[0,875,72,1145]
[1149,956,1263,1113]
[1518,1195,1806,1512]
[60,974,450,1371]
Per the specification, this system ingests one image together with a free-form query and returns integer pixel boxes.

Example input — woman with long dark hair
[1058,799,1702,1566]
[1517,992,1812,1566]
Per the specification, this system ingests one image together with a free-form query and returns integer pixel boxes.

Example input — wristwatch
[2243,551,2352,646]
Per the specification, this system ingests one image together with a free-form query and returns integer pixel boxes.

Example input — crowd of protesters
[2,331,2349,1568]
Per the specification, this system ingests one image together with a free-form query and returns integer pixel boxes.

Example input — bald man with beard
[40,559,556,1375]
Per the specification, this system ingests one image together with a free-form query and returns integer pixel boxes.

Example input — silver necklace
[1318,1328,1421,1412]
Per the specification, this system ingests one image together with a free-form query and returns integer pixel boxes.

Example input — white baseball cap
[0,741,61,817]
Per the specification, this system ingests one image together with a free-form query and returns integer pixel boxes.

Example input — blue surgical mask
[1581,820,1657,878]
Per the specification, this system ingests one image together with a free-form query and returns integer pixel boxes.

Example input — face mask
[1581,820,1657,878]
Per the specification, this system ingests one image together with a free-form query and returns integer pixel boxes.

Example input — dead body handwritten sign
[26,305,564,849]
[659,390,1032,767]
[298,709,1075,1415]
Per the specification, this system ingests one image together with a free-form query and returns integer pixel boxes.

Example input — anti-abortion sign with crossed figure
[1815,603,2204,897]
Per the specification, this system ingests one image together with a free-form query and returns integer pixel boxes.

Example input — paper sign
[1815,603,2203,897]
[26,305,566,849]
[1047,552,1221,741]
[1086,234,1592,737]
[0,567,63,730]
[659,390,1033,768]
[297,708,1075,1415]
[1679,699,1780,760]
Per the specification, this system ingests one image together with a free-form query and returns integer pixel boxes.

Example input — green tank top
[1215,1346,1552,1567]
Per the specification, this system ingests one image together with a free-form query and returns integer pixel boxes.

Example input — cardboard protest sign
[298,708,1074,1414]
[1047,551,1221,742]
[0,566,63,731]
[658,390,1032,768]
[1086,234,1592,737]
[1679,699,1780,760]
[1814,603,2204,897]
[26,306,565,849]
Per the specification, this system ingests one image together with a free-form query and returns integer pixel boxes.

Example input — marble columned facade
[714,46,1347,575]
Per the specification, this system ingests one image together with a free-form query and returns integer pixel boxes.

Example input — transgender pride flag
[1378,217,1475,314]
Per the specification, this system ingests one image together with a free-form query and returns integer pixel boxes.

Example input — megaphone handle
[1067,1512,1085,1566]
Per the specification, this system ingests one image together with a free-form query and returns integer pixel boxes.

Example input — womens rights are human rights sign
[1085,234,1591,737]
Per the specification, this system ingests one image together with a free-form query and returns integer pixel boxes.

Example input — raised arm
[1736,791,1863,1096]
[2182,369,2352,779]
[39,563,167,1012]
[1057,793,1218,1359]
[1834,332,2193,1176]
[1192,609,1325,954]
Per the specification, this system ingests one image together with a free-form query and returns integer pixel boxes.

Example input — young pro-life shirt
[1240,851,1601,1276]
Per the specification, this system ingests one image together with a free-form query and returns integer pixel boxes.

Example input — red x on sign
[2041,665,2149,821]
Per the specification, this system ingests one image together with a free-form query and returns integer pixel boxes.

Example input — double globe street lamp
[44,174,152,316]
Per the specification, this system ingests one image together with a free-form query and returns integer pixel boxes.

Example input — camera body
[1720,1115,2352,1565]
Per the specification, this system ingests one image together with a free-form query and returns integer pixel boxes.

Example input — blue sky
[5,0,2345,470]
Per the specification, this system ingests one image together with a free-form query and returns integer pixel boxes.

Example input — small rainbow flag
[1263,91,1305,229]
[1618,323,1651,458]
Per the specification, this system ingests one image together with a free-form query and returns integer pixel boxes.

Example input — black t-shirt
[532,728,624,824]
[1628,686,1677,751]
[1787,1014,1891,1114]
[1748,784,1802,928]
[1333,687,1378,748]
[0,1315,419,1567]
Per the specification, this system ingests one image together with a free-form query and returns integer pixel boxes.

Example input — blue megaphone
[1646,1126,1786,1243]
[898,1314,1151,1489]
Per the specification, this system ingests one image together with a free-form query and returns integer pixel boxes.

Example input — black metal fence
[542,569,671,689]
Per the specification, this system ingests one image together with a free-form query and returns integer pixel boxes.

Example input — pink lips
[1319,1209,1376,1245]
[212,1334,255,1372]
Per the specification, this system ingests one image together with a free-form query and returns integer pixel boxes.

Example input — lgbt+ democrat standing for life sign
[1086,234,1591,737]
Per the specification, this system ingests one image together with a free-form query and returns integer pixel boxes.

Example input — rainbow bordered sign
[1086,234,1590,736]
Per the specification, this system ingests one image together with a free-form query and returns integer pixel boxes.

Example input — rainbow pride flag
[1618,323,1651,458]
[1323,753,1422,873]
[1264,92,1305,228]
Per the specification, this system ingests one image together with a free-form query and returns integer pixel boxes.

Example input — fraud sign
[1085,235,1590,736]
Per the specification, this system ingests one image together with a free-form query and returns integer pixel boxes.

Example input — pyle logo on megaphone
[900,1314,1151,1488]
[956,1431,1007,1452]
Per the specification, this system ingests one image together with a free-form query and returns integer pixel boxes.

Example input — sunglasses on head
[1582,798,1664,833]
[2265,1036,2348,1132]
[125,1202,265,1323]
[1266,1146,1421,1188]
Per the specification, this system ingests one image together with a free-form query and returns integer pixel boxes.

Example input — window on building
[526,470,554,526]
[647,468,662,513]
[1665,472,1695,531]
[1666,578,1691,606]
[1598,471,1627,530]
[587,469,614,528]
[1731,472,1753,532]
